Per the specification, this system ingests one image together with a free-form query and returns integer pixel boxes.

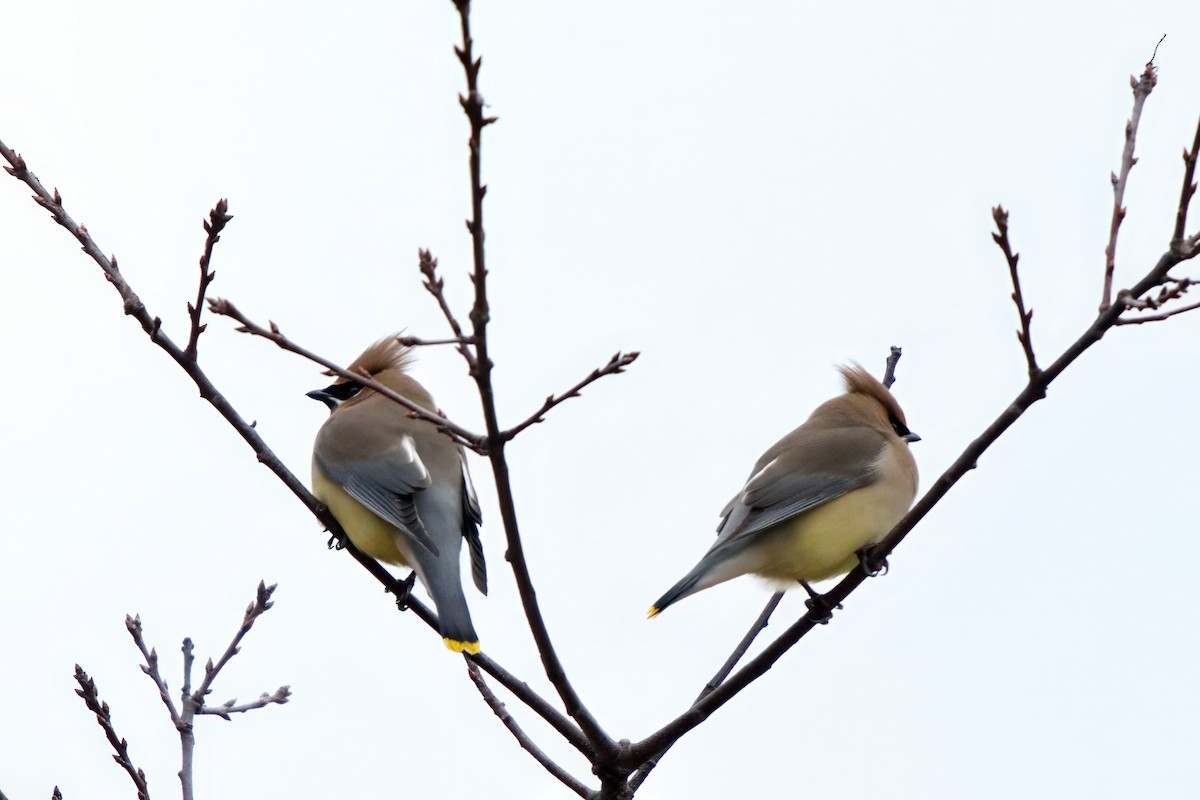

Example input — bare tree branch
[465,660,593,798]
[1172,117,1200,243]
[127,615,183,725]
[418,248,478,369]
[1100,62,1158,310]
[992,206,1040,379]
[629,592,785,792]
[449,0,619,767]
[206,299,486,452]
[882,345,903,388]
[396,334,475,348]
[73,666,151,800]
[502,351,640,441]
[184,200,231,361]
[1116,296,1200,325]
[189,582,291,716]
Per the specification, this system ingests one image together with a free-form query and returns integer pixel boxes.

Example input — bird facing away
[308,337,487,653]
[649,365,919,617]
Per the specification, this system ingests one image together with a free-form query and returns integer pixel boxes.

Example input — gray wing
[714,426,884,550]
[460,451,487,595]
[314,435,441,557]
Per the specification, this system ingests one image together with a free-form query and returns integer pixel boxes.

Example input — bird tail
[647,545,756,618]
[647,567,708,619]
[422,561,481,654]
[435,588,480,654]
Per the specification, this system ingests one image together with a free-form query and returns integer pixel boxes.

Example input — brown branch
[629,592,784,791]
[1173,117,1200,242]
[1116,296,1200,325]
[396,334,475,348]
[465,661,592,798]
[206,299,486,453]
[502,351,640,441]
[73,666,151,800]
[184,200,231,361]
[992,206,1040,379]
[418,248,478,369]
[450,0,618,765]
[1100,62,1158,310]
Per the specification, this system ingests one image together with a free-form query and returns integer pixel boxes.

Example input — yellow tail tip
[444,637,481,654]
[646,606,661,619]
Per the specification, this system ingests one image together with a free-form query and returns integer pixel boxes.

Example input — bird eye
[326,382,363,401]
[889,416,910,437]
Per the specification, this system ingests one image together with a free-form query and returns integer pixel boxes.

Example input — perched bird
[308,337,487,653]
[649,365,919,617]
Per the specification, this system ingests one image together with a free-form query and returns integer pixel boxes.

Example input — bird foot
[799,581,841,624]
[393,571,418,610]
[858,546,889,577]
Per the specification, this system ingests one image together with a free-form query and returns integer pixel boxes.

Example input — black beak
[306,388,338,411]
[903,431,922,443]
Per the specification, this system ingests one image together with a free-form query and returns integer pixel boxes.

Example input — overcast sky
[3,2,1200,799]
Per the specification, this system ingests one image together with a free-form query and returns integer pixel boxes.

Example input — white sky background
[2,1,1199,798]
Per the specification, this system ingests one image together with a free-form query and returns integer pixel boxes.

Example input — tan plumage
[649,365,919,616]
[309,337,486,653]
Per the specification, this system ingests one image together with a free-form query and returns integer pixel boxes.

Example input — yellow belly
[312,469,413,567]
[753,475,910,583]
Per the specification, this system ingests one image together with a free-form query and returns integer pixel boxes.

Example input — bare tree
[2,5,1197,799]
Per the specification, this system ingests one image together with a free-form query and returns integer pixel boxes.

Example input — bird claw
[393,571,418,610]
[859,546,889,577]
[799,580,841,624]
[803,594,839,624]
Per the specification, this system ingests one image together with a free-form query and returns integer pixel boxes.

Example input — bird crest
[838,364,907,426]
[323,336,414,380]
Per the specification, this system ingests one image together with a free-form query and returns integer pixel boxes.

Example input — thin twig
[465,660,592,798]
[418,249,478,369]
[992,206,1040,378]
[198,687,292,719]
[882,346,902,388]
[184,200,231,361]
[629,592,784,791]
[396,334,475,347]
[73,666,151,800]
[1116,297,1200,325]
[192,582,285,705]
[449,0,618,765]
[126,615,182,725]
[502,351,640,441]
[469,653,591,755]
[1173,117,1200,242]
[206,298,486,453]
[1101,61,1158,310]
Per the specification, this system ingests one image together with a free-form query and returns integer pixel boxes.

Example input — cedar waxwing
[649,365,919,617]
[308,337,487,654]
